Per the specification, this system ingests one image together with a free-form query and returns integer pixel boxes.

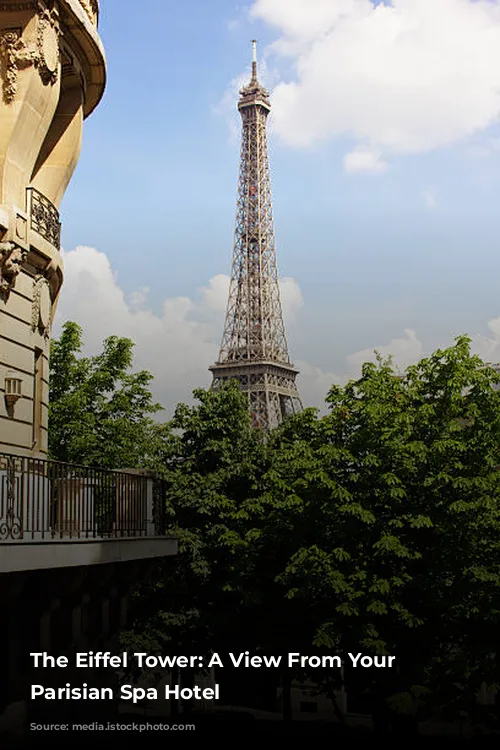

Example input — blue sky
[56,0,500,414]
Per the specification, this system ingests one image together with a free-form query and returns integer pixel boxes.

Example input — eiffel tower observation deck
[210,41,302,430]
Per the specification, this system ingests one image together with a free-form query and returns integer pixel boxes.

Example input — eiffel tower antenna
[209,41,303,430]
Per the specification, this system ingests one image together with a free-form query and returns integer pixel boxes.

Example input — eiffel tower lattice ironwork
[210,41,302,430]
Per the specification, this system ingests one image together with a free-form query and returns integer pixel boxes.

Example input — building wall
[0,0,105,457]
[0,270,50,454]
[0,558,161,735]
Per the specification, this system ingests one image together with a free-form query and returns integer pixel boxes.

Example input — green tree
[124,386,334,717]
[49,321,164,469]
[270,336,500,728]
[122,383,270,684]
[114,334,500,730]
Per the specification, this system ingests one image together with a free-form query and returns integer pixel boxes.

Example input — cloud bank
[54,247,321,414]
[55,247,500,417]
[247,0,500,170]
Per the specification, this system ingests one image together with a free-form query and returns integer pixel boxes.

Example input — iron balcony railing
[27,187,61,250]
[0,453,167,542]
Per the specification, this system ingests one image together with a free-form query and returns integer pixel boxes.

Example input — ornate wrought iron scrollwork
[0,455,22,540]
[28,187,61,249]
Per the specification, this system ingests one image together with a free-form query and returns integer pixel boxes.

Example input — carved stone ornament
[80,0,99,26]
[0,3,60,104]
[0,29,37,104]
[32,274,51,337]
[0,242,28,301]
[35,0,60,85]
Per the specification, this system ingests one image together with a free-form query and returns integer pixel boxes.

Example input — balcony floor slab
[0,536,177,573]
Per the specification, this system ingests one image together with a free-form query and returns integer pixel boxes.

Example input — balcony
[0,453,177,573]
[27,187,61,250]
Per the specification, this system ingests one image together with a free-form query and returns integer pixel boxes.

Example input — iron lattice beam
[210,42,302,431]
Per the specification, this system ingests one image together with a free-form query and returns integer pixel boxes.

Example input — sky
[55,0,500,417]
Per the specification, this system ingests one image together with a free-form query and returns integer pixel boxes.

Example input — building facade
[0,4,180,738]
[0,0,105,456]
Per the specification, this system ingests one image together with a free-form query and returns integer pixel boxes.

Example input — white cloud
[344,147,389,174]
[295,359,345,410]
[55,247,220,413]
[298,329,425,412]
[199,274,230,313]
[54,248,311,415]
[129,287,150,308]
[347,328,424,373]
[248,0,500,163]
[423,188,437,210]
[214,44,281,142]
[472,316,500,363]
[58,248,500,417]
[279,276,304,321]
[213,72,248,144]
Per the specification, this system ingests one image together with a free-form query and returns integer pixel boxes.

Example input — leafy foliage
[49,322,164,469]
[122,383,271,674]
[49,327,500,724]
[271,336,500,714]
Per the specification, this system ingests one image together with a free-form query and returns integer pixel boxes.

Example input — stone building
[0,3,178,737]
[0,0,104,456]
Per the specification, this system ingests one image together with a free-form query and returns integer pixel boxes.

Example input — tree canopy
[49,326,500,730]
[49,321,164,469]
[268,336,500,718]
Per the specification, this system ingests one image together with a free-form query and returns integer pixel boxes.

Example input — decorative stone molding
[0,242,28,300]
[0,2,60,103]
[0,29,36,103]
[35,0,60,85]
[80,0,99,26]
[32,274,51,337]
[0,3,35,11]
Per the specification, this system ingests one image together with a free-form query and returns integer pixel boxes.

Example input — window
[300,701,318,713]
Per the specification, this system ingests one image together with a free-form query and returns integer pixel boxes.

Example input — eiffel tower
[210,41,302,430]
